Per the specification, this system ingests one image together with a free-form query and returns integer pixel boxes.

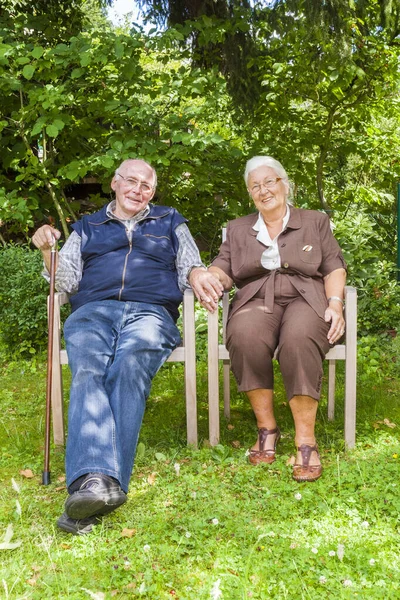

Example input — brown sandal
[248,427,280,465]
[292,444,322,482]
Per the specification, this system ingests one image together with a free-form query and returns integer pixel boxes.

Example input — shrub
[0,244,49,355]
[334,207,400,337]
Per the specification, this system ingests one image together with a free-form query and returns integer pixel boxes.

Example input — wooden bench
[207,285,357,448]
[48,289,198,447]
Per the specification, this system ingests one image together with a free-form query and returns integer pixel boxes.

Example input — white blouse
[252,205,291,270]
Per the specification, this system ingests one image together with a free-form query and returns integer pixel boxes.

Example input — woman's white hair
[244,155,292,202]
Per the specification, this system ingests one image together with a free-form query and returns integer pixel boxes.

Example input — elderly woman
[191,156,346,482]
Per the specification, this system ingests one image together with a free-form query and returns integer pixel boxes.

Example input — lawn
[0,348,399,599]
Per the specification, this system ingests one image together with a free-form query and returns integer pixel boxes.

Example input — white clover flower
[343,579,352,587]
[337,544,345,561]
[294,492,302,500]
[174,462,180,476]
[185,531,191,538]
[268,531,276,537]
[191,491,197,499]
[211,518,219,525]
[329,550,336,557]
[369,558,376,566]
[319,576,327,584]
[361,520,369,528]
[143,544,151,552]
[311,547,318,554]
[210,578,222,600]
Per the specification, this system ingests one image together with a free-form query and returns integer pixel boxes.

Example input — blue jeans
[64,300,181,492]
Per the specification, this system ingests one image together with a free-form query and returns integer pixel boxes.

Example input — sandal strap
[258,427,280,452]
[296,444,320,468]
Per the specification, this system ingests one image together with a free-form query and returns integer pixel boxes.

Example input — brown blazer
[211,207,347,320]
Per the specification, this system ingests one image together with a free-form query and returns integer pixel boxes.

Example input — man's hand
[189,267,224,312]
[32,225,61,273]
[32,224,61,252]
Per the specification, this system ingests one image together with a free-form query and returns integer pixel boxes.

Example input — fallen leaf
[231,440,241,448]
[286,456,296,466]
[3,524,14,544]
[20,469,34,478]
[125,583,136,589]
[81,588,105,600]
[383,418,396,428]
[57,476,66,482]
[11,478,20,493]
[27,578,37,586]
[31,565,42,572]
[60,543,71,549]
[55,486,66,492]
[121,528,136,538]
[227,424,235,430]
[0,542,22,550]
[147,472,157,485]
[1,525,19,551]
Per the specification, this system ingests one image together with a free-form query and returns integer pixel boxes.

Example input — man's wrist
[187,265,207,282]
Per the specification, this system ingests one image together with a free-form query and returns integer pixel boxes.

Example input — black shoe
[57,512,101,535]
[65,473,127,520]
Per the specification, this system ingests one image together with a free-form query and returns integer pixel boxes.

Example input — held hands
[32,224,61,252]
[325,300,345,344]
[189,267,224,313]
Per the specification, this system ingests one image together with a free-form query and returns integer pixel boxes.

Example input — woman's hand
[189,267,224,313]
[325,300,345,344]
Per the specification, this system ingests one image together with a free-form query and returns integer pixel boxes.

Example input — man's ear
[110,177,117,192]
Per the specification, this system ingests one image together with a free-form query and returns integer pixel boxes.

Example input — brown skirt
[226,274,331,400]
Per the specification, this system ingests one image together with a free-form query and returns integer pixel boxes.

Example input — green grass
[0,350,399,599]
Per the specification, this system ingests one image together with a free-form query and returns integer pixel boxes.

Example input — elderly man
[33,158,222,534]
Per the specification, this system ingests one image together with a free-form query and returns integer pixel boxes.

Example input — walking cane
[42,240,57,485]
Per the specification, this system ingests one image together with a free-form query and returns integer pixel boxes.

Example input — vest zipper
[118,230,133,300]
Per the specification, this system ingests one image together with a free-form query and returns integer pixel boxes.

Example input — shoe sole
[65,489,127,520]
[292,466,323,482]
[57,514,100,535]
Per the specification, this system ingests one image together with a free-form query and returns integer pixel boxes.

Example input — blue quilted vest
[70,203,187,321]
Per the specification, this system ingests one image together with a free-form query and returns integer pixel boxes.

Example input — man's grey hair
[115,159,157,189]
[244,155,292,203]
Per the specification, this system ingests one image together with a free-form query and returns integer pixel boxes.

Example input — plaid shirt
[44,202,204,294]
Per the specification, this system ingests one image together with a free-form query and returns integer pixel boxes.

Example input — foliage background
[0,0,399,352]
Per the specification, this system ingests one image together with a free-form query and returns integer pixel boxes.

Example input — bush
[0,244,49,356]
[334,207,400,337]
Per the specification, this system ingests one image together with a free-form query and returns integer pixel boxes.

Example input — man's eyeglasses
[116,172,154,194]
[250,178,282,194]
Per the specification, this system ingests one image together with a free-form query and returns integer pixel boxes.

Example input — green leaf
[99,156,114,168]
[31,118,47,136]
[71,68,84,78]
[22,64,35,80]
[31,46,44,59]
[45,124,59,138]
[53,119,65,131]
[115,40,124,59]
[136,442,145,459]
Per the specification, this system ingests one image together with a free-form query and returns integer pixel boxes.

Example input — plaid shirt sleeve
[42,231,83,295]
[175,223,205,292]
